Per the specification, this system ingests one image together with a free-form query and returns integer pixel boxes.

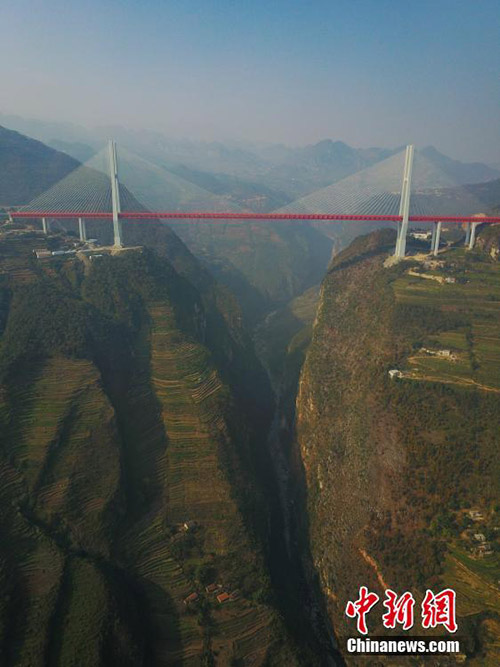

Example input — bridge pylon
[394,144,414,259]
[108,140,123,248]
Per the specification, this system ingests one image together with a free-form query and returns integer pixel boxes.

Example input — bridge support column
[42,217,48,234]
[78,217,87,242]
[468,222,478,250]
[108,140,122,248]
[432,221,442,257]
[430,224,437,254]
[394,144,414,259]
[465,222,471,246]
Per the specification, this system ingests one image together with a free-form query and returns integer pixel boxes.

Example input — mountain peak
[421,145,500,185]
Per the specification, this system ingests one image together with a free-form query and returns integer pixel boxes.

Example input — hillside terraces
[0,353,128,664]
[0,233,302,665]
[0,236,40,285]
[108,287,297,664]
[294,229,500,662]
[393,247,500,391]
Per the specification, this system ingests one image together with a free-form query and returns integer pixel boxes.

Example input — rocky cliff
[295,228,500,662]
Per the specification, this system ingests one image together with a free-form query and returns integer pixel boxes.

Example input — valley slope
[295,228,500,663]
[0,227,313,666]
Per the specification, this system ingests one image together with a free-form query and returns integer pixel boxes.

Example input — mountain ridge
[0,125,79,207]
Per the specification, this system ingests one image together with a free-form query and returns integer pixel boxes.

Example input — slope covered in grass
[0,230,304,665]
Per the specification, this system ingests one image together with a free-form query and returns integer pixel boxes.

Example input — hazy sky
[1,0,499,162]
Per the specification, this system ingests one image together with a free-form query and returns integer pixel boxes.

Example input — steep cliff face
[295,229,500,660]
[295,231,403,620]
[477,223,500,261]
[0,232,301,666]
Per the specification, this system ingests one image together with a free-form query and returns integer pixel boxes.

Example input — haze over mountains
[1,115,500,664]
[2,119,499,324]
[0,126,79,207]
[2,0,500,661]
[2,113,499,204]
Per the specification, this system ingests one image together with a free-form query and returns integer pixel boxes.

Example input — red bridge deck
[10,211,500,224]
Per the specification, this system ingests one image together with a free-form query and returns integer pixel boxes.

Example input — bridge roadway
[10,211,500,224]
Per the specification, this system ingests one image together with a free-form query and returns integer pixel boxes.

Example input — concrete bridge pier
[430,224,437,254]
[78,217,87,242]
[432,221,442,257]
[42,217,48,234]
[464,222,471,246]
[468,222,478,250]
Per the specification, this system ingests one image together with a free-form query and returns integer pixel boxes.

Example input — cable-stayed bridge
[10,141,500,259]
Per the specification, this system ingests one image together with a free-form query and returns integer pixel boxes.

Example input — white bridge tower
[108,140,123,248]
[394,144,415,259]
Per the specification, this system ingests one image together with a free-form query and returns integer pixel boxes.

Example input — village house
[182,521,197,532]
[420,348,457,360]
[205,583,220,594]
[411,231,432,240]
[475,543,493,558]
[33,249,52,259]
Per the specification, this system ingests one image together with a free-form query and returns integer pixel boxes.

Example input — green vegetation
[254,284,319,387]
[0,231,304,665]
[392,247,500,391]
[294,228,500,659]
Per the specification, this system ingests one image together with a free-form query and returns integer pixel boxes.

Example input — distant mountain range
[1,121,498,323]
[0,125,79,206]
[1,112,499,203]
[419,145,500,186]
[0,124,333,323]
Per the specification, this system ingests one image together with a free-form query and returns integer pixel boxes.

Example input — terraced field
[55,559,110,665]
[0,233,300,665]
[392,248,500,391]
[0,457,65,667]
[3,357,121,554]
[389,245,500,659]
[120,300,286,665]
[0,351,124,665]
[443,549,500,666]
[0,236,40,285]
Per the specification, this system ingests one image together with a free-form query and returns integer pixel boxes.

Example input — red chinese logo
[345,587,458,634]
[345,586,380,635]
[382,589,415,630]
[421,588,458,634]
